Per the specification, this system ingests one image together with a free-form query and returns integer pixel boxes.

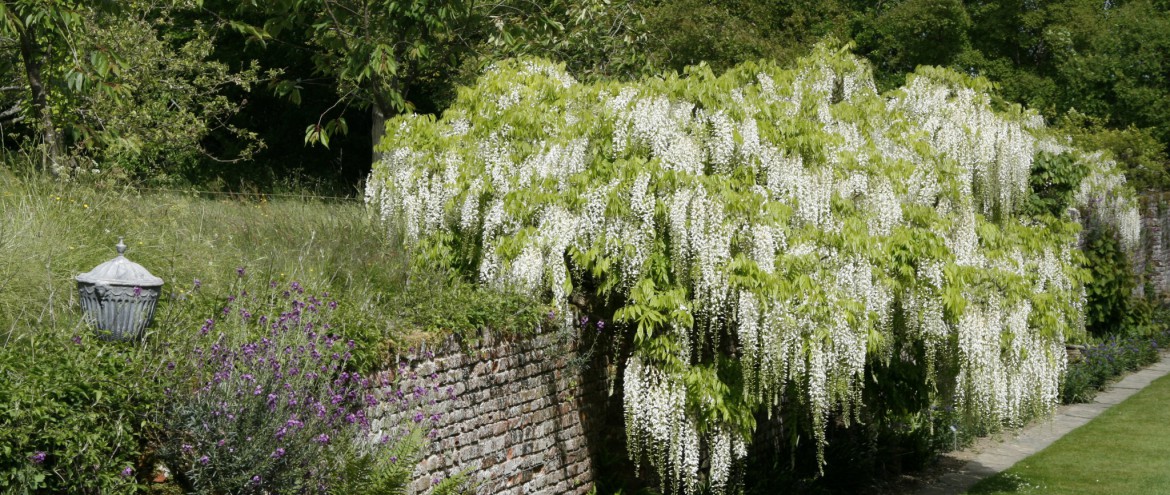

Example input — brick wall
[369,329,596,495]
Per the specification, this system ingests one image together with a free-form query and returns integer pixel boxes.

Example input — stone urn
[76,237,164,341]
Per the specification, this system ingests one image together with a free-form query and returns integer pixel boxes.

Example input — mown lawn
[968,373,1170,494]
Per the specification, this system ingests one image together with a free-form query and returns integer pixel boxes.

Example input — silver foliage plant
[366,45,1138,493]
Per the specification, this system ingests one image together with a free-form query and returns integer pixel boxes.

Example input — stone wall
[370,329,596,495]
[1137,193,1170,301]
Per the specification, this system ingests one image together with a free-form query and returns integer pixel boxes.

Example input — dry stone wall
[370,329,597,495]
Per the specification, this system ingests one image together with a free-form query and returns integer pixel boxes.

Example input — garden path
[914,351,1170,495]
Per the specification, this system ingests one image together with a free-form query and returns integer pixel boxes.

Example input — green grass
[968,373,1170,494]
[0,168,549,370]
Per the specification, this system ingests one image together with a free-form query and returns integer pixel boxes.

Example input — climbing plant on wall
[365,44,1139,494]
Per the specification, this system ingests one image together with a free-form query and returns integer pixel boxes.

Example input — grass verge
[968,371,1170,494]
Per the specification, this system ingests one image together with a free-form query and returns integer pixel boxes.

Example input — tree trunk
[17,22,67,176]
[371,105,385,165]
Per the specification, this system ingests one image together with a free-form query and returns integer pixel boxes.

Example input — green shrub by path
[969,372,1170,495]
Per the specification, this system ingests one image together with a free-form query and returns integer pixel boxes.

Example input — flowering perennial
[161,282,446,494]
[366,46,1137,493]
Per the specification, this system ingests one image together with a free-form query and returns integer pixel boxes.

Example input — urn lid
[76,237,164,287]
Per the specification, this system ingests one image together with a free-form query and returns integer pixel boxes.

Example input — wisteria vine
[366,45,1138,494]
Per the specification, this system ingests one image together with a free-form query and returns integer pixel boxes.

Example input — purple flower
[315,434,330,444]
[133,286,142,297]
[71,335,82,345]
[237,267,246,278]
[30,451,46,464]
[271,448,286,459]
[597,320,605,331]
[181,444,192,453]
[252,475,262,484]
[120,466,133,478]
[193,278,202,289]
[198,456,210,465]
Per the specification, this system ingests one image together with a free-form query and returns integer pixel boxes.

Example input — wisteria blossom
[366,48,1137,494]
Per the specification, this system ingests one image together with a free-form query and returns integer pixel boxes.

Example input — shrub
[156,280,450,494]
[1061,330,1170,404]
[0,325,167,495]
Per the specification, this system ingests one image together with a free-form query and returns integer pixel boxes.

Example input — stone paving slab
[914,351,1170,495]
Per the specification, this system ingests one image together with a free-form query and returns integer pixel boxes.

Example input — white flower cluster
[364,52,1127,494]
[954,296,1065,428]
[892,73,1034,218]
[624,356,701,494]
[1073,152,1141,251]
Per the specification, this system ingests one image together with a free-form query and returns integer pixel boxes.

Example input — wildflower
[252,475,262,484]
[193,278,202,290]
[315,434,330,444]
[237,267,246,278]
[198,456,210,465]
[120,467,133,478]
[71,335,82,345]
[30,451,46,464]
[271,448,286,459]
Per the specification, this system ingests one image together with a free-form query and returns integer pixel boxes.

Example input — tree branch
[0,102,23,123]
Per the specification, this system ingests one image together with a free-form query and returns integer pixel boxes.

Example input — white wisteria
[365,46,1138,494]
